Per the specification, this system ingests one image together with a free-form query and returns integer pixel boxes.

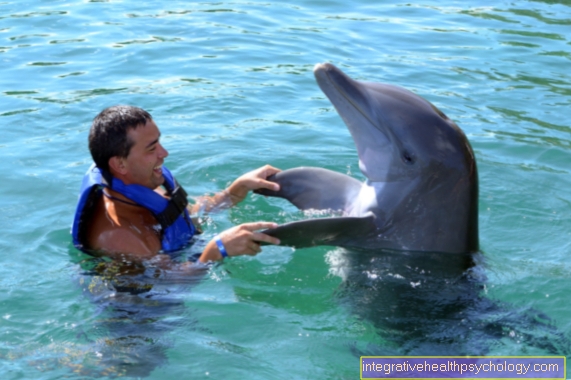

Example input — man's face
[119,119,169,189]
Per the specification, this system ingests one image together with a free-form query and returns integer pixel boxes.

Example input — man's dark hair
[89,105,153,173]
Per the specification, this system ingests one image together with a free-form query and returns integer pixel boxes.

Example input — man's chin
[152,174,165,189]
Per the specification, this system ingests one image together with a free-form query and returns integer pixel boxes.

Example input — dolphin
[258,63,478,254]
[254,64,571,357]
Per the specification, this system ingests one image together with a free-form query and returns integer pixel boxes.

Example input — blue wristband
[215,236,228,259]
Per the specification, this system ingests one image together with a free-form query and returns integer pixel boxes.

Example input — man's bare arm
[190,165,281,215]
[91,221,280,267]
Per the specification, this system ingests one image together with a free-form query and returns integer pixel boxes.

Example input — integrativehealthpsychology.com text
[360,356,565,379]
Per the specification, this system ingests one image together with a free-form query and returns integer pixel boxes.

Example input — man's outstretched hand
[227,165,281,204]
[199,222,281,263]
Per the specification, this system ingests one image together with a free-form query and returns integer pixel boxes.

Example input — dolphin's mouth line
[327,73,381,136]
[320,67,402,171]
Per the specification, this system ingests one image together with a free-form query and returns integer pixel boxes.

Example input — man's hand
[199,222,280,262]
[227,165,281,205]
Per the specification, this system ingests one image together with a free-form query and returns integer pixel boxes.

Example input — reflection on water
[46,254,208,377]
[328,248,569,356]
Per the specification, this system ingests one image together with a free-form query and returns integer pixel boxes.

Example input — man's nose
[158,143,169,158]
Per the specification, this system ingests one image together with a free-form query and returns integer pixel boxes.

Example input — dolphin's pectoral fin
[254,167,363,212]
[260,213,376,248]
[256,167,374,248]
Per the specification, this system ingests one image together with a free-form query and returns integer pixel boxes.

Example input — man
[72,105,281,268]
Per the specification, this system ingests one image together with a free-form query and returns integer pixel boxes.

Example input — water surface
[1,0,570,378]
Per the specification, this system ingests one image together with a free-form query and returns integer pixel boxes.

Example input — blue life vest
[72,164,196,253]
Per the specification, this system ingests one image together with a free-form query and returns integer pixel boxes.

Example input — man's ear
[108,156,127,176]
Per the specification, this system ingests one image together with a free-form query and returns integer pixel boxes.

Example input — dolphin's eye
[403,151,415,165]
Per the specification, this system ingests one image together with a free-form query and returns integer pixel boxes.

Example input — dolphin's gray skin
[258,63,478,253]
[255,64,570,356]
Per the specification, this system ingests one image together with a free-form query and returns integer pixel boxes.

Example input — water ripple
[1,0,571,377]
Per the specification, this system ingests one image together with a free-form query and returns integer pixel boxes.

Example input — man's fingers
[257,179,280,192]
[241,222,279,231]
[238,222,282,245]
[261,165,281,177]
[251,231,280,246]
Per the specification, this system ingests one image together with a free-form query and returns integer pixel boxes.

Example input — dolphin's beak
[314,63,367,109]
[313,63,331,82]
[313,62,395,182]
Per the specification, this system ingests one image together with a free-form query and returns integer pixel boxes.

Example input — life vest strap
[155,184,189,229]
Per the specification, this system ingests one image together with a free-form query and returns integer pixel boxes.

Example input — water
[1,0,570,378]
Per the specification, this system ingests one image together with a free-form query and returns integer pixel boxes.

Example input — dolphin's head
[313,63,475,184]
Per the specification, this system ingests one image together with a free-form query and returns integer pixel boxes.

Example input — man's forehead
[128,120,161,144]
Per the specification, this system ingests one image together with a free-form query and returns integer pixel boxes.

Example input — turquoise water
[1,0,571,378]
